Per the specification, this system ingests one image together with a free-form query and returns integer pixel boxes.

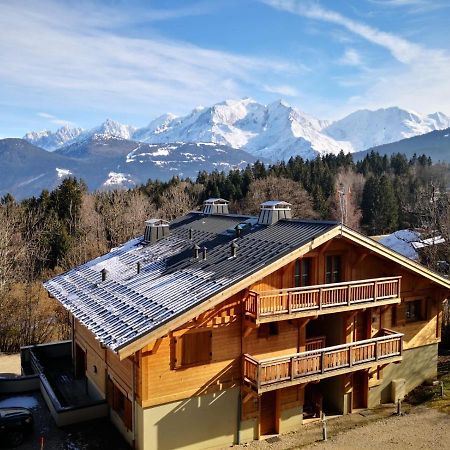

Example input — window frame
[294,257,313,287]
[325,254,342,284]
[405,299,423,323]
[172,329,213,369]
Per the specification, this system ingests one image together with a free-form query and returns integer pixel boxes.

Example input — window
[294,258,312,287]
[405,300,422,322]
[173,329,212,368]
[325,255,342,284]
[258,322,279,338]
[106,377,132,430]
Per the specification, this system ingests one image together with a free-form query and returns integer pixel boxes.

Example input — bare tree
[244,176,317,219]
[330,170,364,230]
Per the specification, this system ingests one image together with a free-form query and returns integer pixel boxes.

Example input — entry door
[74,344,86,379]
[352,371,367,410]
[260,391,277,435]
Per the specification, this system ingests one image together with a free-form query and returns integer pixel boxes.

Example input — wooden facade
[71,230,449,448]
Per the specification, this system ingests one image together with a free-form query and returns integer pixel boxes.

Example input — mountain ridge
[22,99,450,160]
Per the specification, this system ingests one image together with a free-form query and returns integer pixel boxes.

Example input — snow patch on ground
[0,395,39,409]
[103,172,134,186]
[56,168,72,178]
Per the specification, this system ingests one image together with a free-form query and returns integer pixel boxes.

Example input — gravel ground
[229,404,450,450]
[302,406,450,450]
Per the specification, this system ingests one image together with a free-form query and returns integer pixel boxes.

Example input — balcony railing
[245,276,401,322]
[243,329,403,392]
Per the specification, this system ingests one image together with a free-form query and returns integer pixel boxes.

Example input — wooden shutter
[123,397,132,430]
[106,376,114,407]
[173,330,212,368]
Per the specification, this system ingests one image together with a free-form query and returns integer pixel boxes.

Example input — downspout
[237,390,242,445]
[132,353,136,449]
[71,314,75,372]
[237,294,245,445]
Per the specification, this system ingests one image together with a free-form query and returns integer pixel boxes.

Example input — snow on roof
[378,230,420,261]
[44,212,337,352]
[411,236,445,249]
[260,200,292,208]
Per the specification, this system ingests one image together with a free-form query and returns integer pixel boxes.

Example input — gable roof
[44,211,450,360]
[44,212,337,356]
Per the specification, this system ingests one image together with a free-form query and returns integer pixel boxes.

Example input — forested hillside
[0,151,448,352]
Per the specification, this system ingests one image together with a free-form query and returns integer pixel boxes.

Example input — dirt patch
[302,406,450,450]
[0,353,21,376]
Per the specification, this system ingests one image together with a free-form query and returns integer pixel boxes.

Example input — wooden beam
[149,338,162,355]
[243,325,256,338]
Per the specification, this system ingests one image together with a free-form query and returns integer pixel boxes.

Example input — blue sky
[1,0,450,137]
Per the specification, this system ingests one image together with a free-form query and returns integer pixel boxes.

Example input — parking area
[0,392,129,449]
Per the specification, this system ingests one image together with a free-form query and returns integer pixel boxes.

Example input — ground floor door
[260,391,277,435]
[352,370,368,410]
[74,343,86,379]
[303,383,323,419]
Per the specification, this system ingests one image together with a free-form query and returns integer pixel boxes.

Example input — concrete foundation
[136,388,239,450]
[368,343,438,407]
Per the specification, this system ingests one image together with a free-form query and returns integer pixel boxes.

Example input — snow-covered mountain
[134,98,349,160]
[23,119,135,151]
[323,107,450,152]
[23,125,84,151]
[22,99,450,160]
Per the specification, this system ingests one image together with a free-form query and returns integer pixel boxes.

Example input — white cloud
[338,48,362,66]
[262,0,450,115]
[37,112,75,127]
[263,0,422,63]
[368,0,449,13]
[263,84,300,97]
[0,0,299,121]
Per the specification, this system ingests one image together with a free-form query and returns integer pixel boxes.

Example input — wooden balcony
[245,276,401,323]
[243,329,403,393]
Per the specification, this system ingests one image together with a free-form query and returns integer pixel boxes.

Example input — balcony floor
[254,296,401,324]
[245,354,402,394]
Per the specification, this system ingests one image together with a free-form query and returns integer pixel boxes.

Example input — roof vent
[143,219,170,244]
[203,198,229,215]
[258,201,292,226]
[230,241,239,258]
[193,243,201,259]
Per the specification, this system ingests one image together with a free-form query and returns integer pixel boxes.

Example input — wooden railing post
[397,278,401,299]
[321,352,325,373]
[374,281,378,302]
[375,342,378,362]
[257,362,261,391]
[347,284,351,306]
[288,292,292,314]
[255,293,260,321]
[319,288,323,310]
[348,347,353,367]
[291,357,295,381]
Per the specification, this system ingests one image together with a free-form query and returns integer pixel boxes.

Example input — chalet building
[43,198,450,449]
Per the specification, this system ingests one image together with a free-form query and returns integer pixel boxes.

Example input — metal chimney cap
[231,241,239,248]
[203,198,229,205]
[145,219,170,227]
[260,200,292,210]
[193,243,201,250]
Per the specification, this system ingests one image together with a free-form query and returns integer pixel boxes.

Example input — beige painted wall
[136,388,239,450]
[368,343,438,407]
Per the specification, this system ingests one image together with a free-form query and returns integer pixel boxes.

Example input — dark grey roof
[44,212,338,352]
